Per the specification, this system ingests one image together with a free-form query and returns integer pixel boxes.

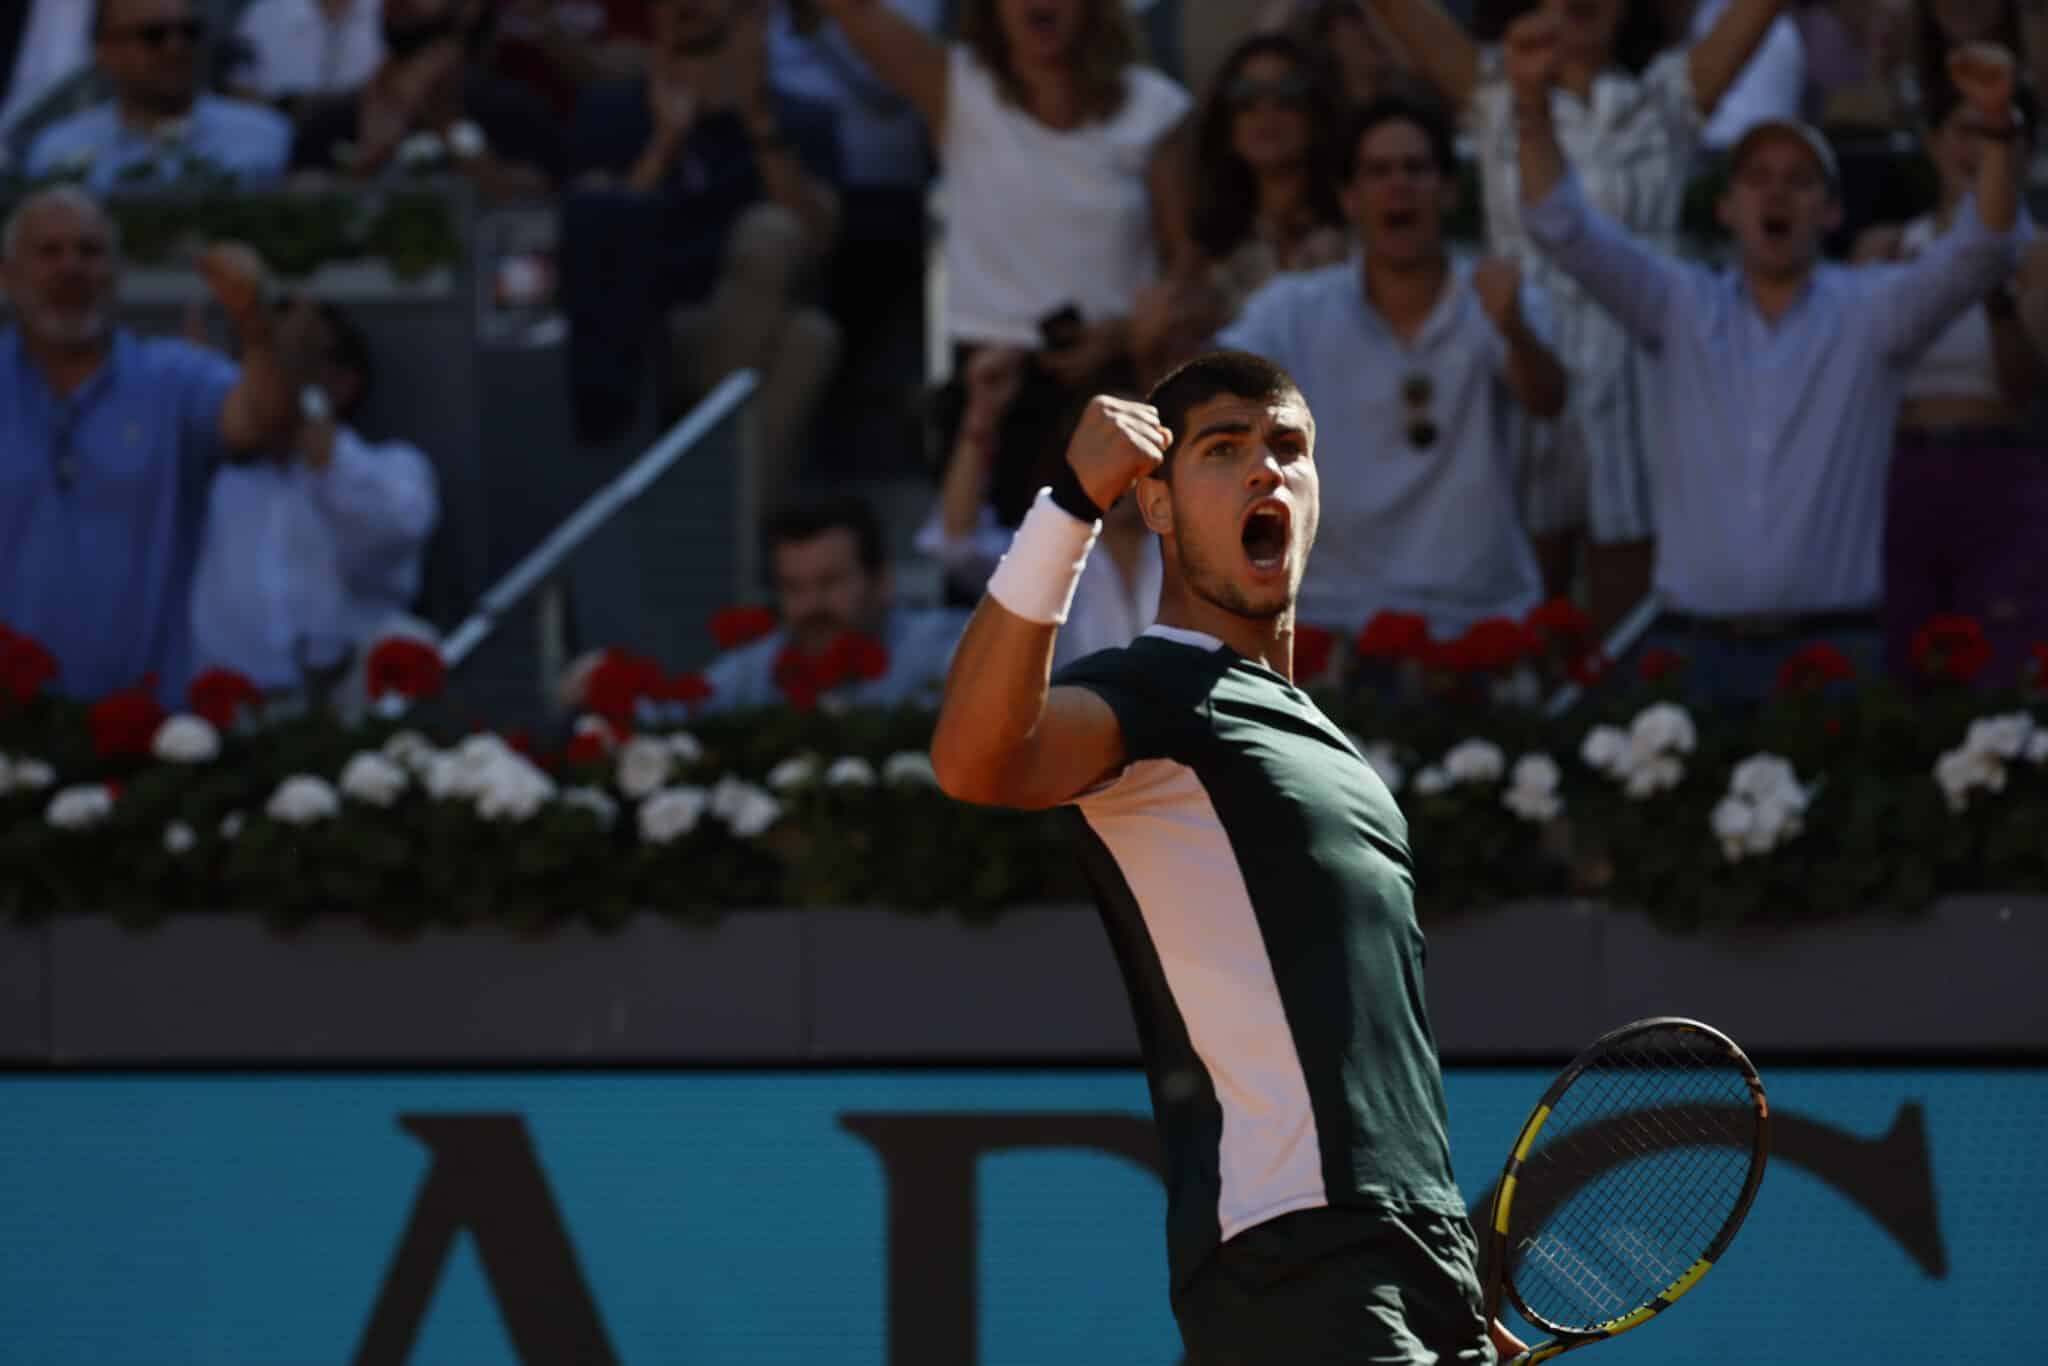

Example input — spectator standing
[1906,0,2048,122]
[559,0,843,481]
[819,0,1192,526]
[1,0,94,144]
[1854,82,2048,692]
[1368,0,1798,634]
[1510,15,2026,705]
[1213,97,1569,641]
[23,0,293,188]
[229,0,387,110]
[0,187,307,706]
[290,0,565,197]
[1136,33,1351,380]
[701,494,967,711]
[487,0,653,116]
[190,297,440,695]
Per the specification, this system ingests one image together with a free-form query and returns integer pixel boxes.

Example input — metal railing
[441,369,761,674]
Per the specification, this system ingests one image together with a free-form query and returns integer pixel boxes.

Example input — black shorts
[1171,1206,1495,1366]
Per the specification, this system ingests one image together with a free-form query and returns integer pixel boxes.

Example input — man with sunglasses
[22,0,291,189]
[1211,93,1567,649]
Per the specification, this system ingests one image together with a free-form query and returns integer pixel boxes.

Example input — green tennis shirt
[1054,625,1468,1291]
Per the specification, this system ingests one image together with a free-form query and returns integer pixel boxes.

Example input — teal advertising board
[0,1069,2037,1363]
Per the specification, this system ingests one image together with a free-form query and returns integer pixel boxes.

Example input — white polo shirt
[1217,257,1551,638]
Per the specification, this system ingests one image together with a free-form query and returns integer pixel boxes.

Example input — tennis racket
[1482,1017,1769,1364]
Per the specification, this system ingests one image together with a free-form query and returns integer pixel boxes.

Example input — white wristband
[986,488,1100,625]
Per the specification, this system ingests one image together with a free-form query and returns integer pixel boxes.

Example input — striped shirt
[1056,625,1466,1291]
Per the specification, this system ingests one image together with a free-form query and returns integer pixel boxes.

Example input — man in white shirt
[230,0,386,106]
[0,0,93,142]
[190,297,439,696]
[1214,94,1568,641]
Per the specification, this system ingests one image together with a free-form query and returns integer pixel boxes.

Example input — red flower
[709,605,779,651]
[1909,614,1994,685]
[1525,597,1593,642]
[2028,643,2048,691]
[1442,617,1538,675]
[88,680,167,759]
[1774,641,1857,695]
[187,667,260,729]
[1566,651,1611,687]
[655,671,714,708]
[366,636,446,701]
[562,730,610,766]
[1354,610,1432,661]
[1294,625,1336,682]
[583,649,662,728]
[1638,645,1687,685]
[0,624,59,707]
[773,647,822,711]
[826,633,890,684]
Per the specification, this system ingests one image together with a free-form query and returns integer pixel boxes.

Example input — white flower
[560,785,620,831]
[47,784,114,830]
[668,731,705,764]
[220,810,246,840]
[1751,792,1805,848]
[1711,796,1756,863]
[2027,731,2048,765]
[1361,741,1406,794]
[572,714,618,750]
[1964,714,2035,761]
[1629,702,1698,759]
[638,786,708,844]
[1412,765,1452,797]
[151,714,220,764]
[396,130,446,167]
[381,729,435,773]
[1934,745,2004,813]
[615,735,675,800]
[1579,725,1629,776]
[339,752,409,807]
[711,778,782,838]
[1510,753,1561,797]
[1502,786,1562,824]
[267,775,340,825]
[1624,755,1685,801]
[422,733,521,802]
[882,751,940,787]
[1443,739,1506,785]
[766,755,820,791]
[446,119,487,160]
[475,753,555,823]
[13,758,54,791]
[1730,754,1804,806]
[164,821,197,855]
[826,756,877,788]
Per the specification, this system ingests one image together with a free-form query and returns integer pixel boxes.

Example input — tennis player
[931,351,1523,1364]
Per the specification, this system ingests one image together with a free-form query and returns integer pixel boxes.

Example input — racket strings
[1506,1030,1760,1334]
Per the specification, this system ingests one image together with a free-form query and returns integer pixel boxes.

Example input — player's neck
[1154,589,1295,679]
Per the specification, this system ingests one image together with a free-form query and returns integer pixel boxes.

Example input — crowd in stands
[3,0,2048,724]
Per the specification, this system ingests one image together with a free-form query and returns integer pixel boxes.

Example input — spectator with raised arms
[1510,12,2027,705]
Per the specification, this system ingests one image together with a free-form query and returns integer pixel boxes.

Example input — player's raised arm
[930,397,1170,811]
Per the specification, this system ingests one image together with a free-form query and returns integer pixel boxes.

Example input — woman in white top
[1854,80,2048,691]
[818,0,1190,525]
[1365,0,1793,635]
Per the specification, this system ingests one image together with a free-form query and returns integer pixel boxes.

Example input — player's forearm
[1972,131,2020,234]
[930,597,1064,807]
[1514,97,1566,206]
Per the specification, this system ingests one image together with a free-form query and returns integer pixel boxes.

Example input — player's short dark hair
[1145,351,1305,474]
[1342,94,1458,183]
[762,493,886,575]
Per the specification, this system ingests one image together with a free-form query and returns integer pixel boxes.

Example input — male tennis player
[931,351,1522,1364]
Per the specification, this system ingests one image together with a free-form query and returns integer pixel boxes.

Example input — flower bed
[3,608,2045,935]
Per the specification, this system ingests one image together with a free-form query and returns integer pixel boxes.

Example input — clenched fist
[1064,395,1172,514]
[1471,257,1523,332]
[195,242,270,337]
[1948,42,2017,129]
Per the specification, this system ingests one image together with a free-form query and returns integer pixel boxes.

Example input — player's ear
[1137,472,1173,535]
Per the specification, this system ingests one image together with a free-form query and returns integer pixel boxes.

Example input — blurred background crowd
[5,0,2047,727]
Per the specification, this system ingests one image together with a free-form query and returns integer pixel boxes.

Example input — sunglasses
[108,19,204,48]
[1402,372,1437,451]
[1226,74,1313,110]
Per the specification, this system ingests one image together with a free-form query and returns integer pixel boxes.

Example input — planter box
[2,899,2043,1066]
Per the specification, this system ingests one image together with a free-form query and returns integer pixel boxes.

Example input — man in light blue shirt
[190,299,440,694]
[1508,16,2026,703]
[0,185,306,707]
[1215,95,1568,642]
[24,0,291,189]
[701,494,967,712]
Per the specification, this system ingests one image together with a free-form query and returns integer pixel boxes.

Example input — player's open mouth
[1241,501,1291,577]
[1383,209,1420,231]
